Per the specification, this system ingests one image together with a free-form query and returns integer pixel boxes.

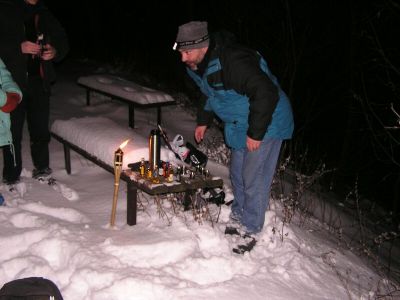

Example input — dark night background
[43,1,399,219]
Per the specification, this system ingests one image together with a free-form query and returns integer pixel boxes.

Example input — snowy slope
[0,60,396,300]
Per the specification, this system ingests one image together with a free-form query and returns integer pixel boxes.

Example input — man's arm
[222,46,279,141]
[43,9,69,62]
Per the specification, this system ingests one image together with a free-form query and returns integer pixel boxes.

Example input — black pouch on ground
[203,187,225,206]
[0,277,63,300]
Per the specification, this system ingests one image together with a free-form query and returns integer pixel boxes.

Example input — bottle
[152,164,160,183]
[162,162,169,178]
[139,158,146,177]
[153,164,159,178]
[37,33,45,58]
[176,166,182,182]
[147,166,152,179]
[167,164,174,182]
[168,173,174,183]
[149,129,161,172]
[167,163,173,177]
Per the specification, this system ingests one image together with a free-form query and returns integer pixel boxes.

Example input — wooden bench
[77,74,175,128]
[50,117,223,226]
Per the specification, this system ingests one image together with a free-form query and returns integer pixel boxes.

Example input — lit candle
[110,139,129,227]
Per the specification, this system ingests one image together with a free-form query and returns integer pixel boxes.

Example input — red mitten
[1,92,21,113]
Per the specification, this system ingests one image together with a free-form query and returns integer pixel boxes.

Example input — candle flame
[119,139,129,149]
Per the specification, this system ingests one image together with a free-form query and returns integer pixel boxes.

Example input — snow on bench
[51,116,172,170]
[77,74,175,128]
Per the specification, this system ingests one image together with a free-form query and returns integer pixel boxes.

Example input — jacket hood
[195,30,237,75]
[212,30,237,50]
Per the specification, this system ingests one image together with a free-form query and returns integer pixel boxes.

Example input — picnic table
[77,74,175,128]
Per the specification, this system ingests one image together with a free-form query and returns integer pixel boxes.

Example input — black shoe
[232,234,257,254]
[2,177,19,184]
[225,226,241,236]
[32,167,53,180]
[2,179,20,193]
[32,168,53,183]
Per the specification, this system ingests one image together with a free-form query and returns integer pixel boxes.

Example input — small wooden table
[51,131,224,226]
[123,163,224,226]
[77,74,175,128]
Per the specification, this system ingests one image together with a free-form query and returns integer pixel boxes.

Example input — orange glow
[119,139,129,149]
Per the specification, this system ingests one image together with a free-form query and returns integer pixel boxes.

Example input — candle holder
[110,139,129,227]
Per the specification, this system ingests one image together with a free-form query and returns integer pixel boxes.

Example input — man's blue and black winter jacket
[187,31,294,149]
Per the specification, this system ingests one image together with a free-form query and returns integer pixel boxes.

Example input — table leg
[157,106,161,125]
[64,144,71,175]
[86,89,91,106]
[127,181,137,225]
[129,103,135,128]
[183,189,195,211]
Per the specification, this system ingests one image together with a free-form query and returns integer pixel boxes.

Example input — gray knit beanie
[173,21,209,51]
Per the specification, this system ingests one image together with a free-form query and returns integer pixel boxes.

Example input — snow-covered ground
[0,60,397,299]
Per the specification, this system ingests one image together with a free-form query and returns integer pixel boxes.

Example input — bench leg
[86,89,91,106]
[129,103,135,128]
[157,106,161,125]
[63,144,71,174]
[183,189,195,211]
[127,181,137,225]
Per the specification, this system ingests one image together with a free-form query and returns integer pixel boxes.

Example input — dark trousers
[2,76,50,182]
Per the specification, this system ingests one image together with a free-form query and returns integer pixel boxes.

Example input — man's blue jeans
[230,137,282,234]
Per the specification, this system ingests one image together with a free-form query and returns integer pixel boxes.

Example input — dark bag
[0,277,63,300]
[184,142,208,167]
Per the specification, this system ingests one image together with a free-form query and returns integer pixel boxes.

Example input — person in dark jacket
[174,21,294,242]
[0,0,27,188]
[0,0,26,89]
[2,0,69,186]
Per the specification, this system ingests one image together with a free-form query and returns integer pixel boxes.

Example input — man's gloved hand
[1,92,21,113]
